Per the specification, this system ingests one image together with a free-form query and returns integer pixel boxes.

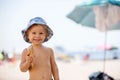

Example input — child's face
[27,25,47,44]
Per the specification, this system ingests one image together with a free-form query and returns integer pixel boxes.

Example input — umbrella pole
[103,4,109,73]
[103,30,107,73]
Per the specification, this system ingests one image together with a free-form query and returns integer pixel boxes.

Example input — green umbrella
[67,4,120,31]
[66,0,120,75]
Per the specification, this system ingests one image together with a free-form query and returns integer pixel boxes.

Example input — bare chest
[32,50,50,66]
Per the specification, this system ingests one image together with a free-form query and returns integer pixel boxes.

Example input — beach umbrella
[67,0,120,31]
[66,0,120,74]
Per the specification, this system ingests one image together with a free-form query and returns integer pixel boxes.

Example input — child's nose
[35,34,40,37]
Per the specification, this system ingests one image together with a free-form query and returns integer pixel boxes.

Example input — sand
[0,60,120,80]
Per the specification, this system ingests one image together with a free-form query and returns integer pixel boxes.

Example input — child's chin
[34,42,42,44]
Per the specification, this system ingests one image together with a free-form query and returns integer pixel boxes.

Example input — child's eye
[32,32,36,34]
[39,32,43,34]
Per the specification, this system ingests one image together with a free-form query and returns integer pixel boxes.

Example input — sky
[0,0,120,54]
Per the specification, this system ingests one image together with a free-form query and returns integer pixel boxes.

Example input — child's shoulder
[45,47,55,56]
[21,48,27,54]
[44,46,53,51]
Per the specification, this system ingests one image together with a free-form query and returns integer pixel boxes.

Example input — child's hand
[26,49,34,68]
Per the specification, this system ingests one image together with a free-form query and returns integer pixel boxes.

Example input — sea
[65,50,120,60]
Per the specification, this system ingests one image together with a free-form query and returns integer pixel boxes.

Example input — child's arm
[20,49,32,72]
[50,48,60,80]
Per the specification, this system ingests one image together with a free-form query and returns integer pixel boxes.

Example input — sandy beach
[0,59,120,80]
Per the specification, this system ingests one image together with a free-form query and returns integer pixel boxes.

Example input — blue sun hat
[22,17,53,43]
